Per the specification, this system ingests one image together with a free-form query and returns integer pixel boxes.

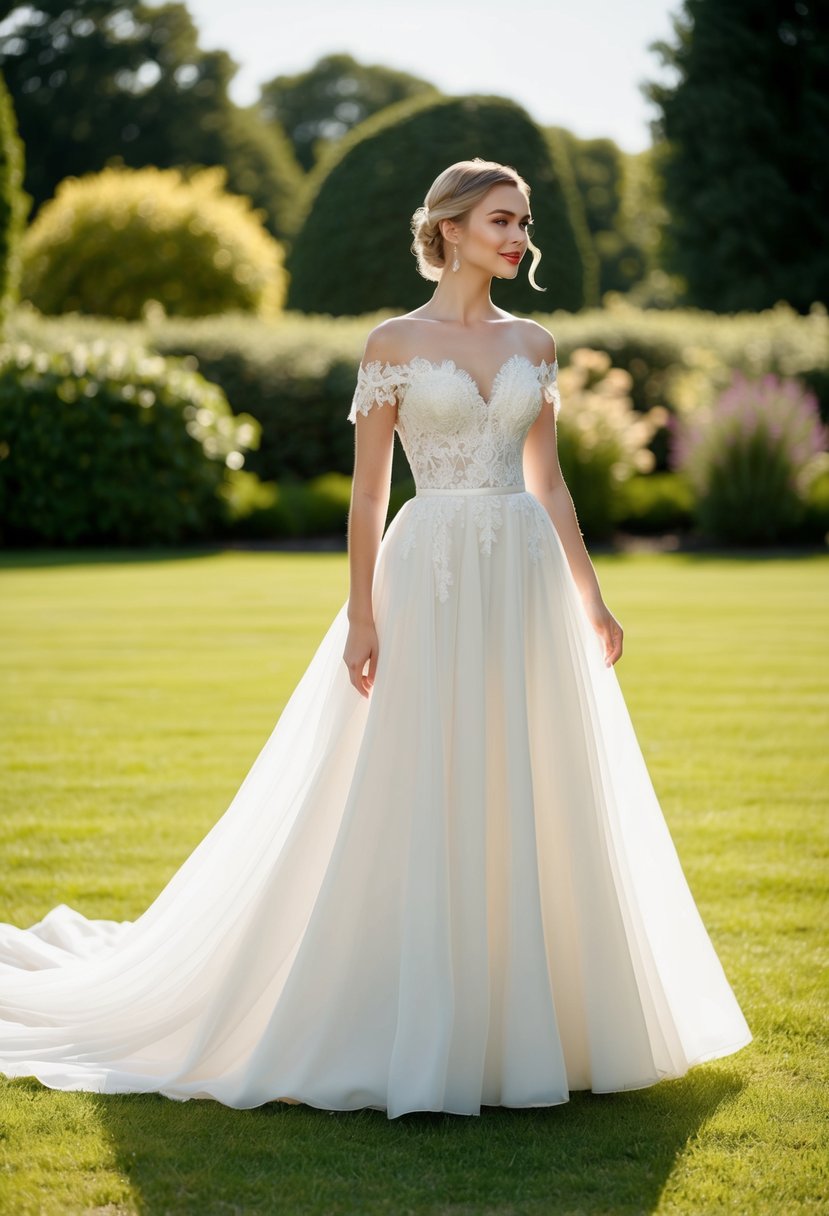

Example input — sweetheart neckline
[361,352,557,409]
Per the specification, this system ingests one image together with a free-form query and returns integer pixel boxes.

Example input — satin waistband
[415,484,526,497]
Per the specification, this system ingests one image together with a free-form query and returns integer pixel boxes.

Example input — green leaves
[0,339,260,545]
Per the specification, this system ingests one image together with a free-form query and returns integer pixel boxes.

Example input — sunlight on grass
[0,547,827,1215]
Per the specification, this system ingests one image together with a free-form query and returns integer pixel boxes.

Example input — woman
[0,158,752,1119]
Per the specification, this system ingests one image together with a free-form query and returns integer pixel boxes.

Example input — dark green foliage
[151,316,370,484]
[553,128,647,298]
[0,69,28,328]
[615,471,695,533]
[12,298,828,488]
[643,0,829,312]
[286,93,590,316]
[0,1,304,240]
[259,52,438,173]
[0,342,260,545]
[220,470,356,539]
[801,466,829,541]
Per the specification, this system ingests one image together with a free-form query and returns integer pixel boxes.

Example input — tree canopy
[258,52,439,173]
[643,0,828,312]
[0,0,304,237]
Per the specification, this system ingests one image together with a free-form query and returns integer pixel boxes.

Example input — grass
[0,546,827,1216]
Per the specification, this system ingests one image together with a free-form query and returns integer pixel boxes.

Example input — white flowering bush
[0,340,260,544]
[556,348,668,539]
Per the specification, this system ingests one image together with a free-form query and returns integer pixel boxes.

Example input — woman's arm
[344,331,398,694]
[523,332,624,666]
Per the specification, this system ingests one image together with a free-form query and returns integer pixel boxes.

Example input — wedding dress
[0,351,752,1119]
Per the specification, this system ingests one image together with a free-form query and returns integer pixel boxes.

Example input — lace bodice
[348,353,561,490]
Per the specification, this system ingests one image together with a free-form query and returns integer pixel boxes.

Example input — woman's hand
[581,595,624,667]
[343,619,379,697]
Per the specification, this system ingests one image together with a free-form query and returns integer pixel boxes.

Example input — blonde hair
[410,157,546,291]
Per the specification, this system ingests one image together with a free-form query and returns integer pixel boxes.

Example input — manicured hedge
[6,302,827,545]
[285,92,593,316]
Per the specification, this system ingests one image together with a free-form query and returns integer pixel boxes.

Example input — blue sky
[178,0,684,154]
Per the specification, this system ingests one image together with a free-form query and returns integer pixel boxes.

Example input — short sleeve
[347,360,406,424]
[538,358,561,421]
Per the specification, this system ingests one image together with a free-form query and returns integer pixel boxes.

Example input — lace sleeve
[538,358,561,420]
[347,360,406,424]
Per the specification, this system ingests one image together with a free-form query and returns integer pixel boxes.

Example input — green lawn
[0,547,826,1216]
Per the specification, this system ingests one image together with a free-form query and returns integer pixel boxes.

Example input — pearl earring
[452,243,460,273]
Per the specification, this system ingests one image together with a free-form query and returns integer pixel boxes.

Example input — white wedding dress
[0,352,752,1119]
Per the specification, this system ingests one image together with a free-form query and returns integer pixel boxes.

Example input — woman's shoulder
[514,317,557,364]
[360,317,420,368]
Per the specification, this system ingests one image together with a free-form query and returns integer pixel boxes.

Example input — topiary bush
[21,165,287,320]
[614,471,694,534]
[0,340,261,545]
[0,69,28,331]
[555,349,666,540]
[220,469,355,539]
[286,92,591,316]
[668,370,829,544]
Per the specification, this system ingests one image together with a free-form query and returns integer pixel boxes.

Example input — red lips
[500,253,521,263]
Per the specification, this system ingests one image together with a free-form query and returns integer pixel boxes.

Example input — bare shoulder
[360,317,418,367]
[516,317,557,363]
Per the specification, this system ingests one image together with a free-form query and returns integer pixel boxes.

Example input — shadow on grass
[9,1062,746,1214]
[0,546,230,570]
[0,537,825,572]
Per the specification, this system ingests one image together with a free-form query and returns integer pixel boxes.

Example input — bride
[0,157,752,1119]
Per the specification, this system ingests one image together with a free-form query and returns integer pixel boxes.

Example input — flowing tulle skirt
[0,487,752,1118]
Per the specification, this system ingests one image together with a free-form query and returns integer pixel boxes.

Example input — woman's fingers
[344,650,378,696]
[605,625,623,666]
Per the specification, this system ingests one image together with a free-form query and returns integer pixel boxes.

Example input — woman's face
[449,183,533,280]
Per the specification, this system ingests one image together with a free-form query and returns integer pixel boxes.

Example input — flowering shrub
[668,370,828,543]
[0,340,260,545]
[556,348,668,539]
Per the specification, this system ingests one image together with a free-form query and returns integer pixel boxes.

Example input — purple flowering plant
[667,370,827,543]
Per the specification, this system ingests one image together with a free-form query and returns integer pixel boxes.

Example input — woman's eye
[494,219,534,231]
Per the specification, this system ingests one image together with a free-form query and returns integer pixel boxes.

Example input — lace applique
[399,492,549,601]
[391,356,548,490]
[347,360,409,423]
[506,493,546,563]
[470,494,503,555]
[399,496,464,603]
[538,358,561,420]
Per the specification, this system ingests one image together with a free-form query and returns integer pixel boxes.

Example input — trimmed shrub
[150,312,371,484]
[0,341,260,545]
[21,165,287,320]
[0,70,28,330]
[555,349,666,540]
[801,468,829,543]
[7,303,829,543]
[220,470,354,539]
[530,298,829,436]
[615,471,694,534]
[668,370,829,543]
[286,92,590,316]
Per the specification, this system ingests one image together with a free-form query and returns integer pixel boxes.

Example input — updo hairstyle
[409,157,546,291]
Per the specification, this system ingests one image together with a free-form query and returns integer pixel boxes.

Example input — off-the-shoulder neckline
[358,353,557,410]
